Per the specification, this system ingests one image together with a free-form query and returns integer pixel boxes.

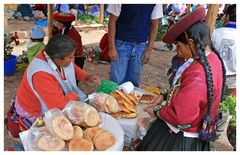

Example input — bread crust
[37,134,65,151]
[52,116,74,140]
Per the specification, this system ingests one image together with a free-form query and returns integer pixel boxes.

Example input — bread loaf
[115,90,137,112]
[93,130,116,151]
[69,137,94,151]
[122,112,138,119]
[37,134,65,151]
[83,126,102,143]
[73,126,83,139]
[109,111,122,119]
[52,116,74,140]
[83,106,101,127]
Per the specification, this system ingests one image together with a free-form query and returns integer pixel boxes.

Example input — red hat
[162,7,206,44]
[52,12,75,23]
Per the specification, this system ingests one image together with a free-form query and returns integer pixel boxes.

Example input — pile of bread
[94,90,140,119]
[31,103,116,151]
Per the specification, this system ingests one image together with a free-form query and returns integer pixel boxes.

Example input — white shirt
[211,27,236,76]
[107,4,163,19]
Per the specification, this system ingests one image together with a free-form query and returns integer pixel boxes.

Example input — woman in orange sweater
[5,35,100,138]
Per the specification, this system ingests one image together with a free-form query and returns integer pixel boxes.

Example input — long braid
[211,46,226,102]
[195,41,214,116]
[177,22,223,140]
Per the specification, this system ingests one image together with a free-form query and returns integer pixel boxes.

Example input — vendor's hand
[109,47,118,61]
[142,49,152,64]
[152,95,164,105]
[84,74,101,84]
[144,104,156,118]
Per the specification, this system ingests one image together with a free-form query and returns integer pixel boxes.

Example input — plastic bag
[88,92,109,112]
[63,101,102,127]
[26,125,48,150]
[97,80,118,94]
[43,108,74,141]
[137,117,156,140]
[26,125,66,151]
[62,101,85,125]
[89,92,121,113]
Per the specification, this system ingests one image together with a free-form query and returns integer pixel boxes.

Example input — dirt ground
[4,20,234,151]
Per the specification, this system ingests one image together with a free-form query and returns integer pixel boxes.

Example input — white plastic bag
[63,101,101,127]
[89,93,121,113]
[43,108,74,140]
[26,125,48,151]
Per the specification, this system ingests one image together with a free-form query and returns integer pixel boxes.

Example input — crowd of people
[4,4,236,151]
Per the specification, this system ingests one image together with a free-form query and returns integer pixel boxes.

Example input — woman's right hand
[108,47,118,61]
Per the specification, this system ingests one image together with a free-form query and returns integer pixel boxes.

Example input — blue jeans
[110,40,147,87]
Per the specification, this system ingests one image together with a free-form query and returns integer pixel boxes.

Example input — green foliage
[77,13,109,25]
[78,14,95,24]
[220,95,236,128]
[4,33,14,60]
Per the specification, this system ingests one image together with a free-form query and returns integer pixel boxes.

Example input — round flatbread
[109,112,122,119]
[52,115,74,140]
[73,126,83,139]
[122,112,138,119]
[93,130,116,151]
[83,106,101,127]
[105,95,121,113]
[37,134,65,151]
[83,126,102,143]
[69,137,94,151]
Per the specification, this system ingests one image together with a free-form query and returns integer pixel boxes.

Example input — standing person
[54,4,70,13]
[52,12,85,71]
[16,4,34,21]
[5,35,100,138]
[32,4,47,20]
[27,26,46,63]
[137,7,226,151]
[99,32,110,62]
[211,4,236,97]
[107,4,163,87]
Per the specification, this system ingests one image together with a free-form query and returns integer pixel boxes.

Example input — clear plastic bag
[26,125,49,151]
[62,101,102,127]
[89,92,121,113]
[43,108,74,140]
[89,92,109,112]
[62,101,86,125]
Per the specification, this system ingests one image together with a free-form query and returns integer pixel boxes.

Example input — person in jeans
[107,4,163,87]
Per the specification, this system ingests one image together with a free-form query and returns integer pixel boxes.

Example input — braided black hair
[211,46,226,102]
[176,22,226,117]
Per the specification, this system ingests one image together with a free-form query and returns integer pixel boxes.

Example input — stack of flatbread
[65,102,101,127]
[67,125,116,151]
[94,93,121,113]
[110,90,139,119]
[34,113,116,151]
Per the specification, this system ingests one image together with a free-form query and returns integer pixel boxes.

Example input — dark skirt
[137,119,210,151]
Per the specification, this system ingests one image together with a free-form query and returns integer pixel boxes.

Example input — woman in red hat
[137,7,226,151]
[52,12,85,75]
